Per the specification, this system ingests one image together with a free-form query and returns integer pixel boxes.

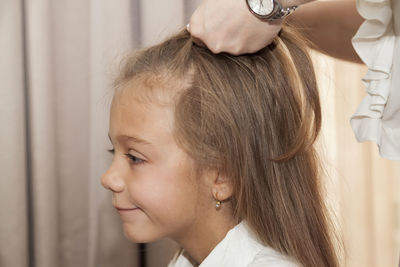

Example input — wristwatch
[246,0,297,21]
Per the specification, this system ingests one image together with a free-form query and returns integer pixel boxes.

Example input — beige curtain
[0,0,398,267]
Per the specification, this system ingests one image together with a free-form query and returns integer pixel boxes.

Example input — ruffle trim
[350,0,398,159]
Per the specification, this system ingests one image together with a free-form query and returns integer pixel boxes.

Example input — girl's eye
[125,153,145,165]
[107,149,145,165]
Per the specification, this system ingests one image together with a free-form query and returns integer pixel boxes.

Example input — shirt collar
[170,221,264,267]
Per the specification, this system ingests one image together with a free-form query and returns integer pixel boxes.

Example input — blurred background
[0,0,399,266]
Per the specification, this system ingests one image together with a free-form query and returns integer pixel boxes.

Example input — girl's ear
[204,170,233,202]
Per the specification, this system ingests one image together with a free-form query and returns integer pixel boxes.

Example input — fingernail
[186,23,190,31]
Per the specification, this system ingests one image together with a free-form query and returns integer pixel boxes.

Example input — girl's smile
[114,207,141,212]
[115,207,142,220]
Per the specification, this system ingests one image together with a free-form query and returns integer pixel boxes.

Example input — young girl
[101,27,340,267]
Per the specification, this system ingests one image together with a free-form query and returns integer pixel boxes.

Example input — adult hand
[188,0,283,55]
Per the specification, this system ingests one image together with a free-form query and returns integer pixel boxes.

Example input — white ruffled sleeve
[350,0,400,160]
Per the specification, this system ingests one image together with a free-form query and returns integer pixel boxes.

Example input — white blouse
[167,222,298,267]
[350,0,400,160]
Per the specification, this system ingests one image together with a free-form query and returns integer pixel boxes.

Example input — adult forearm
[287,0,364,63]
[281,0,315,8]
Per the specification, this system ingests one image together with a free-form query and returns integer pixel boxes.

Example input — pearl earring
[214,191,222,210]
[215,200,221,209]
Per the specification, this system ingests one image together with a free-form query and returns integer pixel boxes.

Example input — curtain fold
[0,1,29,267]
[26,1,59,266]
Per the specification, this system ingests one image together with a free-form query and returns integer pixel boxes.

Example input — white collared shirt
[168,222,298,267]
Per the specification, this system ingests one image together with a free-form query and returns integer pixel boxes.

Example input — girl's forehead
[111,89,170,123]
[114,72,187,107]
[110,84,176,146]
[109,72,193,142]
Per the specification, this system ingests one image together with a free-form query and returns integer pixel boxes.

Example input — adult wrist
[246,0,298,21]
[280,0,315,8]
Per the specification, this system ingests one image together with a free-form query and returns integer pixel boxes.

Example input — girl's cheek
[126,175,157,202]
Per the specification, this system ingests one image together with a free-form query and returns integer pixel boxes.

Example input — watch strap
[270,0,297,20]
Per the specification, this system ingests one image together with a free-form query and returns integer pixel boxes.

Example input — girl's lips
[114,206,141,212]
[116,208,141,218]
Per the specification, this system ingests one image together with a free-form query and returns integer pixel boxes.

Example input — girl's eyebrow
[108,133,152,146]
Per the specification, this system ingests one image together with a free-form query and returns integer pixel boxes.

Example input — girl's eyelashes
[107,148,145,165]
[124,153,145,165]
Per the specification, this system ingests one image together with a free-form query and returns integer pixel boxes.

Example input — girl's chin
[122,223,160,243]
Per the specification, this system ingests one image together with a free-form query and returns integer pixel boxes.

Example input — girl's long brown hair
[114,27,340,267]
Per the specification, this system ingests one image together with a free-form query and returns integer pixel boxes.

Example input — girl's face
[102,87,208,243]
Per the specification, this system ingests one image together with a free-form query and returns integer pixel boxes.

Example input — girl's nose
[101,165,125,193]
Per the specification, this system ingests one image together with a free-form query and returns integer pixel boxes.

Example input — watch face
[247,0,274,16]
